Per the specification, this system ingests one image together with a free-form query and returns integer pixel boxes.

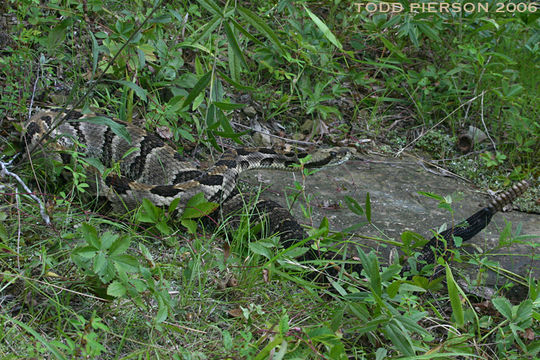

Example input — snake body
[24,108,530,279]
[25,109,352,213]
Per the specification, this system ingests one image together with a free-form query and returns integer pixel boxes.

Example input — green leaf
[224,21,247,71]
[196,0,221,15]
[401,230,426,248]
[0,222,8,242]
[417,191,444,201]
[387,280,402,298]
[190,15,221,44]
[99,231,117,250]
[107,281,127,297]
[76,116,131,144]
[168,197,181,214]
[93,252,108,275]
[47,19,69,51]
[109,235,131,256]
[155,303,168,323]
[492,296,513,320]
[344,196,364,216]
[72,245,97,259]
[213,101,246,111]
[318,217,329,237]
[330,306,344,332]
[249,242,272,259]
[303,6,343,50]
[514,300,532,327]
[358,249,382,298]
[140,198,159,223]
[222,330,233,350]
[446,263,464,328]
[279,313,289,336]
[384,322,414,356]
[365,192,371,223]
[90,31,99,77]
[182,71,212,109]
[112,254,139,273]
[237,6,286,56]
[181,219,197,234]
[379,36,406,59]
[156,221,171,235]
[80,223,100,248]
[110,80,148,102]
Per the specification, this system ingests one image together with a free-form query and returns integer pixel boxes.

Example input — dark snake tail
[404,180,530,275]
[264,180,529,280]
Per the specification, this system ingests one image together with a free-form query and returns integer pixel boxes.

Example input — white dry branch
[0,158,50,225]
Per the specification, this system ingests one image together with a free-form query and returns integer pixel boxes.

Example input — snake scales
[24,108,530,279]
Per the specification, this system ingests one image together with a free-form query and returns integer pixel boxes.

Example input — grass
[1,0,539,358]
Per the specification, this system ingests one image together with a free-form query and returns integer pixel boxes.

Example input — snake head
[304,147,356,168]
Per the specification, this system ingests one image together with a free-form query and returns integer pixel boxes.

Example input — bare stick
[396,91,487,157]
[0,160,50,225]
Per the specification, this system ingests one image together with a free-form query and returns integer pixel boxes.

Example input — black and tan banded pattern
[25,108,353,214]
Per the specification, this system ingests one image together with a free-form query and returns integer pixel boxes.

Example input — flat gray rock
[242,155,539,286]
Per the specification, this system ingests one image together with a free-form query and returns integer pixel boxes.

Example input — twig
[479,92,497,151]
[28,57,42,119]
[396,90,487,157]
[15,193,21,269]
[0,160,50,225]
[231,121,316,146]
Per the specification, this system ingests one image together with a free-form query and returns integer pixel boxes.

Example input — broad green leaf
[446,263,464,328]
[318,217,329,237]
[191,15,221,44]
[100,231,117,250]
[93,252,108,275]
[182,71,212,109]
[384,322,414,356]
[492,296,513,320]
[515,300,533,326]
[81,223,100,248]
[109,235,131,256]
[249,242,272,259]
[417,191,444,201]
[90,31,99,76]
[278,313,289,336]
[107,281,127,297]
[196,0,221,15]
[237,6,285,56]
[47,19,69,51]
[224,21,247,74]
[168,197,181,214]
[155,303,168,323]
[181,219,197,234]
[112,254,139,272]
[140,198,159,223]
[379,36,406,59]
[303,6,343,50]
[344,196,364,216]
[111,80,148,102]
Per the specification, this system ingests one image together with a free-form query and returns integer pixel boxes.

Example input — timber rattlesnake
[24,108,530,279]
